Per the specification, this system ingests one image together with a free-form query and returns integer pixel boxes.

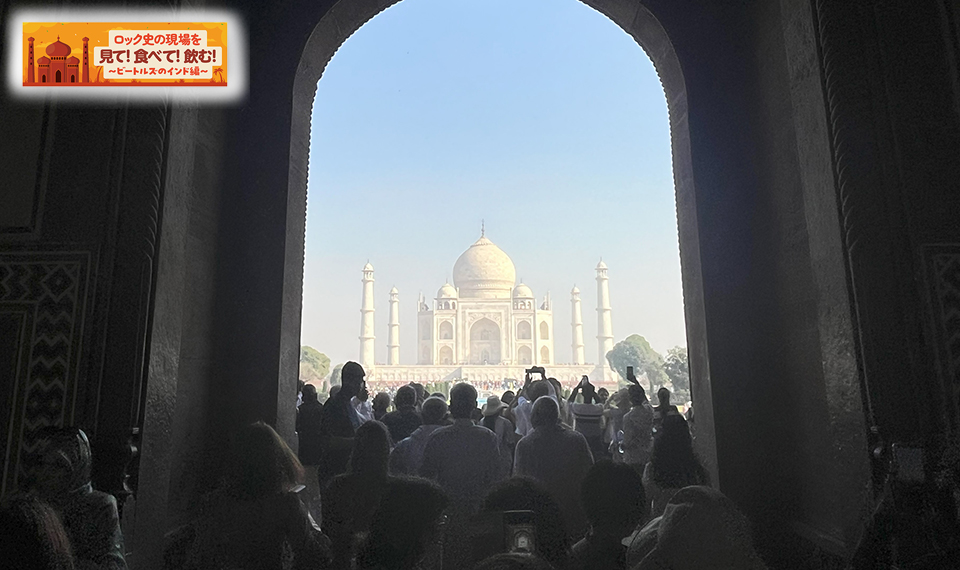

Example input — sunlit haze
[301,0,683,369]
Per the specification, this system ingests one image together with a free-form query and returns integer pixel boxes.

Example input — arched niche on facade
[539,321,550,340]
[439,346,453,365]
[517,320,532,340]
[540,346,551,364]
[518,345,532,365]
[439,321,453,340]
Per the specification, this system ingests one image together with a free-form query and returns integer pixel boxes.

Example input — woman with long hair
[642,414,709,517]
[178,421,328,570]
[322,420,392,568]
[0,495,75,570]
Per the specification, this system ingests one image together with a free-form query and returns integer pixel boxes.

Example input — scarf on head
[40,428,94,503]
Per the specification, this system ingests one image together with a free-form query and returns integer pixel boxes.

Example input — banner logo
[22,22,227,86]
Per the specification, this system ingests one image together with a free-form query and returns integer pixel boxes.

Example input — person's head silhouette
[340,361,365,399]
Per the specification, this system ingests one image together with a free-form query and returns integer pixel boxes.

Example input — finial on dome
[481,219,485,237]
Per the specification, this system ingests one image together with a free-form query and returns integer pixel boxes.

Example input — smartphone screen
[504,510,536,555]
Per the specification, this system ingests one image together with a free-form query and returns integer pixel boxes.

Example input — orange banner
[22,22,227,86]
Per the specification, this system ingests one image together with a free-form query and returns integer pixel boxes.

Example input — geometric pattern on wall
[926,245,960,432]
[0,250,91,495]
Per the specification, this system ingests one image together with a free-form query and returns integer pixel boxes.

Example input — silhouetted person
[602,389,632,462]
[481,395,517,477]
[409,382,427,409]
[354,384,374,423]
[389,396,448,476]
[626,486,767,570]
[500,390,519,432]
[568,376,606,459]
[513,379,552,437]
[420,382,503,569]
[621,385,654,470]
[514,397,594,540]
[371,392,390,421]
[643,414,709,517]
[176,421,328,570]
[0,495,74,570]
[569,461,647,570]
[318,361,365,486]
[479,477,570,568]
[32,427,126,570]
[380,385,422,443]
[596,388,610,405]
[354,476,449,570]
[296,383,324,523]
[652,387,680,434]
[323,420,391,568]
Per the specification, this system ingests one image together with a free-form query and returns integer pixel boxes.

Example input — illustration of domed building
[26,36,90,85]
[359,228,616,388]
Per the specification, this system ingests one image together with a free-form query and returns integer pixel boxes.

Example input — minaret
[81,37,90,83]
[571,286,585,364]
[360,262,376,371]
[388,286,400,365]
[596,259,614,367]
[27,37,35,83]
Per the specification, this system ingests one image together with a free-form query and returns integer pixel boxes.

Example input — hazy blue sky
[301,0,684,369]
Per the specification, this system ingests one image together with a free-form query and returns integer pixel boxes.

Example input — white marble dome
[437,282,458,298]
[453,234,517,299]
[513,282,533,298]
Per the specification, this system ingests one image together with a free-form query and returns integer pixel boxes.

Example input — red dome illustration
[46,37,71,57]
[67,56,79,64]
[37,56,50,64]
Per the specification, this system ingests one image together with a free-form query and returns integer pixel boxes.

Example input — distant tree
[300,346,330,386]
[606,334,665,392]
[663,346,689,393]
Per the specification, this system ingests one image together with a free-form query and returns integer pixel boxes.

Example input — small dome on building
[596,259,608,270]
[571,285,580,295]
[390,286,398,294]
[46,38,71,57]
[363,262,374,271]
[437,282,457,298]
[67,56,79,64]
[513,283,533,298]
[38,56,50,64]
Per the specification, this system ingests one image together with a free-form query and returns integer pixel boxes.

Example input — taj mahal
[359,229,617,388]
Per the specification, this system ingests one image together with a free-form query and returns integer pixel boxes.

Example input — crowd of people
[0,361,764,570]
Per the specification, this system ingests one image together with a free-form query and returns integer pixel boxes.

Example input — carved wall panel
[0,250,93,495]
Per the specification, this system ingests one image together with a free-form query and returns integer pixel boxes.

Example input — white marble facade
[360,229,616,384]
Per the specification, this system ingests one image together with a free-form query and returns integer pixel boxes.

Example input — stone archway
[129,0,878,563]
[286,0,711,470]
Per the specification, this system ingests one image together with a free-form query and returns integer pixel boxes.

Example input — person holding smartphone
[567,376,606,459]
